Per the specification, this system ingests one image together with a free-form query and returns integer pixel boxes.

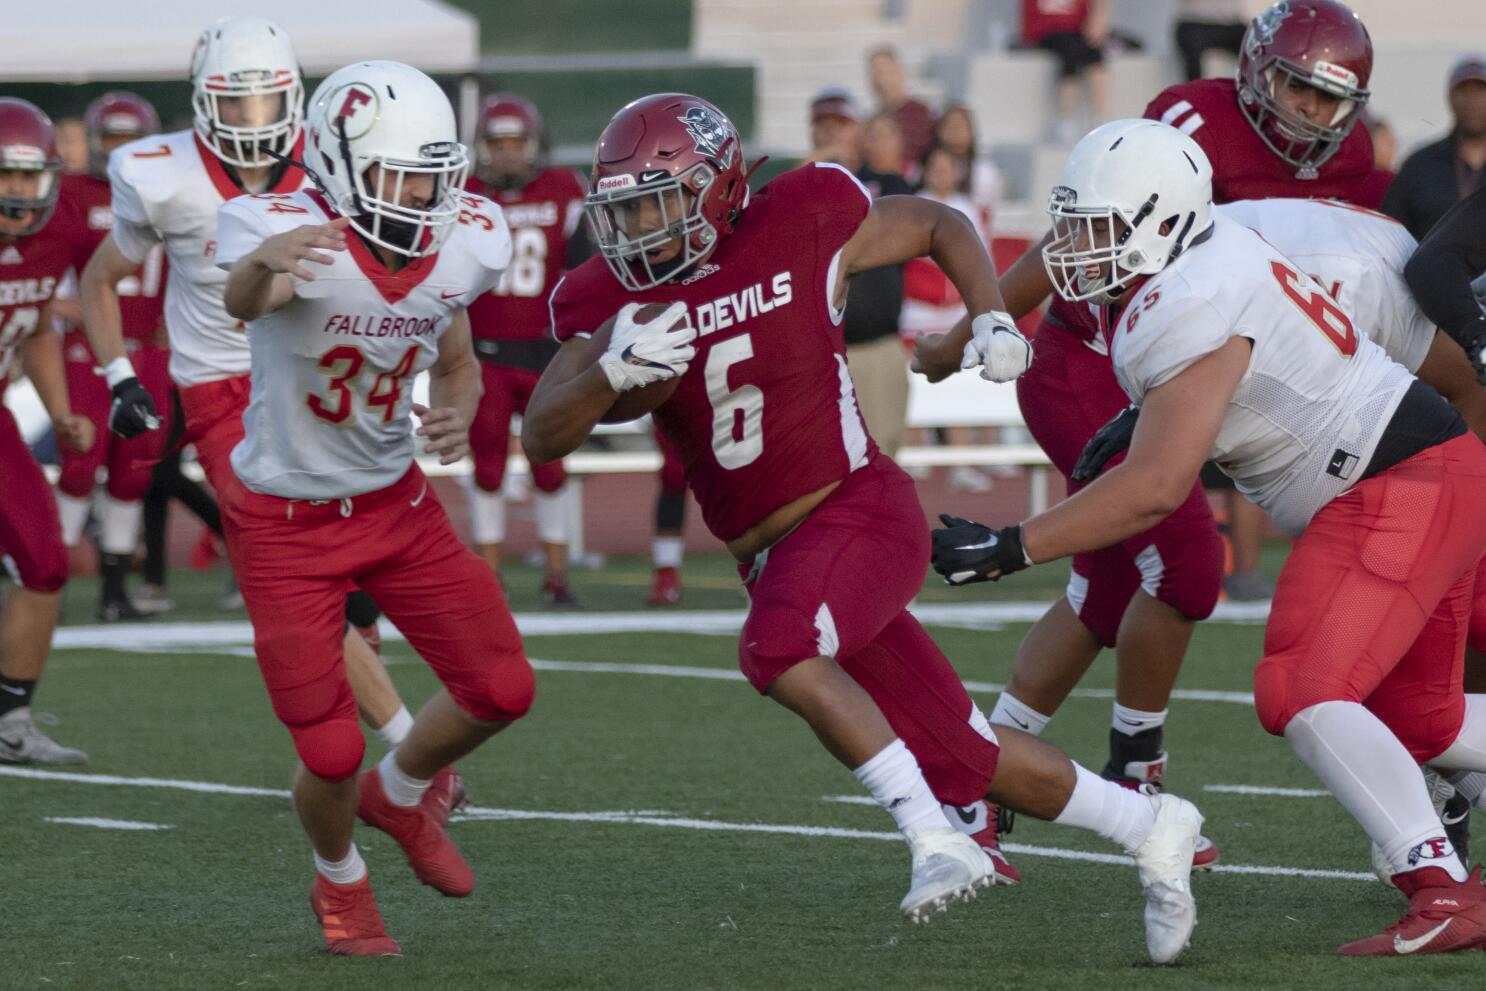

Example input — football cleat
[424,765,469,828]
[310,874,401,957]
[1128,791,1202,965]
[132,584,176,615]
[98,595,149,623]
[1338,865,1486,956]
[356,766,475,897]
[899,826,997,923]
[0,708,87,765]
[541,575,578,607]
[645,566,683,607]
[1105,733,1220,871]
[944,800,1021,885]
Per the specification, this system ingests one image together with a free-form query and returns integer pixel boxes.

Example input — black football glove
[108,377,161,439]
[1071,404,1140,482]
[930,514,1031,587]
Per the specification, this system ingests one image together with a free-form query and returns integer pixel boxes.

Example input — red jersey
[0,185,92,382]
[62,173,166,344]
[1022,0,1089,42]
[551,163,878,542]
[466,167,586,343]
[1046,77,1393,345]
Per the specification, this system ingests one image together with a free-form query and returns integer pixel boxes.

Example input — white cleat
[0,707,87,765]
[1128,792,1202,964]
[899,826,997,923]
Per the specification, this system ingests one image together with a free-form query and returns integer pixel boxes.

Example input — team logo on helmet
[1248,1,1291,53]
[327,83,380,140]
[678,106,734,167]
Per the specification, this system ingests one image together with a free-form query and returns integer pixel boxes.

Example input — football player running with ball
[216,61,535,957]
[933,119,1486,957]
[525,93,1204,964]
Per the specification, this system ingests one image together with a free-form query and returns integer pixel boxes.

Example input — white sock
[1285,701,1466,880]
[378,748,431,808]
[1053,762,1158,852]
[98,494,143,555]
[56,491,91,548]
[314,843,367,885]
[652,536,683,569]
[853,738,951,834]
[375,706,413,748]
[989,692,1051,737]
[534,486,569,545]
[1111,703,1167,737]
[462,477,505,545]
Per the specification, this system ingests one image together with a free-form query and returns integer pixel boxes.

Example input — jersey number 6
[1270,259,1357,358]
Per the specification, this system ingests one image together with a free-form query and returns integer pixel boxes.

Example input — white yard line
[1205,784,1331,798]
[3,766,1370,883]
[43,816,173,831]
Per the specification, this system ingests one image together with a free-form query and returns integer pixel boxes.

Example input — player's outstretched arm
[19,311,94,454]
[78,235,142,369]
[416,310,481,466]
[1019,337,1248,565]
[223,216,350,323]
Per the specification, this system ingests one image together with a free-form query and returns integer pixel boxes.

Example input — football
[597,303,687,423]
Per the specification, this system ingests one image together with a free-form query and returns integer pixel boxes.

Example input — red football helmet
[0,98,63,238]
[475,92,546,189]
[1237,0,1372,174]
[84,91,161,179]
[585,93,749,291]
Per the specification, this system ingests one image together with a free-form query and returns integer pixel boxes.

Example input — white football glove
[597,301,698,393]
[961,310,1033,383]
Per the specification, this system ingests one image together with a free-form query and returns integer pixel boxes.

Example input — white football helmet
[190,16,303,169]
[303,61,470,258]
[1042,119,1214,304]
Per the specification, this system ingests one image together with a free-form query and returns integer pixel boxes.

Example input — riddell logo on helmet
[1311,61,1358,89]
[596,174,636,192]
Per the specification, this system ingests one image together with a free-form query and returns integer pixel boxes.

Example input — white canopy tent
[0,0,480,81]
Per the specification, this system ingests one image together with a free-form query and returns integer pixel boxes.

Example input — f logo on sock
[1408,837,1455,867]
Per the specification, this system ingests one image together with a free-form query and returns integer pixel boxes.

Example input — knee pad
[531,459,567,494]
[450,652,536,723]
[1141,533,1223,622]
[20,545,69,594]
[473,457,507,494]
[344,589,381,628]
[659,451,686,494]
[57,463,97,499]
[1068,551,1136,649]
[290,719,365,782]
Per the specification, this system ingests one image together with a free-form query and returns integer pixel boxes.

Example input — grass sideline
[9,551,1481,989]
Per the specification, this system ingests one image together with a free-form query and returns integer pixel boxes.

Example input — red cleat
[1339,865,1486,956]
[425,765,469,828]
[309,874,401,957]
[645,566,683,607]
[948,800,1022,885]
[357,766,475,897]
[541,574,578,606]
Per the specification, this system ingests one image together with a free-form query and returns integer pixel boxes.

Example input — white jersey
[215,188,512,499]
[1217,198,1435,373]
[108,129,309,387]
[1111,214,1414,535]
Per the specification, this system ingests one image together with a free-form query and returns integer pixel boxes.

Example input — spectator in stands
[867,46,936,165]
[54,117,87,173]
[932,103,1001,232]
[1173,0,1247,82]
[1367,113,1398,173]
[863,111,909,180]
[1021,0,1110,145]
[903,146,996,492]
[1384,54,1486,239]
[808,88,913,458]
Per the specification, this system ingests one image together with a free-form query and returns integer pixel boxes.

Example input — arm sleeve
[548,274,595,342]
[471,206,515,296]
[1404,182,1486,347]
[213,197,274,272]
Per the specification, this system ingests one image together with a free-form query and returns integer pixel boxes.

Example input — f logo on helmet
[329,84,378,139]
[678,107,734,168]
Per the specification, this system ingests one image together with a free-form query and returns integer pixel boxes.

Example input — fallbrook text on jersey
[322,314,441,338]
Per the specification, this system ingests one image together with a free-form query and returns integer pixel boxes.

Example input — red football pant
[178,373,251,495]
[1255,434,1486,762]
[1017,325,1223,646]
[58,336,172,501]
[467,363,566,494]
[0,403,68,592]
[740,455,1000,804]
[221,464,535,781]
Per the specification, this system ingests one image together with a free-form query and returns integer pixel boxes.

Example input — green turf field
[6,554,1481,989]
